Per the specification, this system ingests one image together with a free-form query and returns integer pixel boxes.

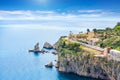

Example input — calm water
[0,27,99,80]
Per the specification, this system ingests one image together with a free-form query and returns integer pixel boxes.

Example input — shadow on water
[57,72,100,80]
[33,52,39,56]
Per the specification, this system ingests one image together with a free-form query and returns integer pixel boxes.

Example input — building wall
[88,32,95,38]
[109,49,120,61]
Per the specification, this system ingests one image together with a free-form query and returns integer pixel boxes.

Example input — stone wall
[109,49,120,61]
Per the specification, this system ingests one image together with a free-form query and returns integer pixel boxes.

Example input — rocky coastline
[29,38,120,80]
[55,37,120,80]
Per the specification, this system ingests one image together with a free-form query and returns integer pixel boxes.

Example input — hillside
[54,23,120,80]
[95,23,120,51]
[56,37,120,80]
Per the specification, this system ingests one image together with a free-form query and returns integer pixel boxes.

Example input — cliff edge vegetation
[56,35,120,80]
[93,22,120,51]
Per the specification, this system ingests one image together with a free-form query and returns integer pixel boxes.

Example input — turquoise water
[0,27,99,80]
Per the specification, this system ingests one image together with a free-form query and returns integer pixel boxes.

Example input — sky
[0,0,120,31]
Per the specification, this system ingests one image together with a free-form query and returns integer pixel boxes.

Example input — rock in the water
[55,61,59,68]
[52,52,58,55]
[41,49,49,53]
[34,42,40,51]
[43,42,53,49]
[45,62,53,67]
[29,42,41,53]
[55,63,58,68]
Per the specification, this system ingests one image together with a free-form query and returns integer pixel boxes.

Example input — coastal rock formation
[58,51,120,80]
[45,62,53,67]
[34,43,40,51]
[43,42,53,49]
[29,42,41,53]
[52,52,58,55]
[53,36,67,50]
[55,61,59,68]
[56,38,120,80]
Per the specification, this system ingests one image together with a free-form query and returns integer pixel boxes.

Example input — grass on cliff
[95,23,120,51]
[80,45,97,53]
[97,36,120,51]
[58,38,83,55]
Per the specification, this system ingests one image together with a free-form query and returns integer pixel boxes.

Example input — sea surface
[0,27,99,80]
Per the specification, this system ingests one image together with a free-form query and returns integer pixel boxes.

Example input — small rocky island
[29,42,45,53]
[45,62,53,67]
[43,42,53,49]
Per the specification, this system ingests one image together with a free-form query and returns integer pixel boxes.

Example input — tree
[114,24,120,36]
[93,28,97,34]
[106,27,112,31]
[69,31,73,39]
[105,27,113,36]
[116,22,120,26]
[87,29,90,34]
[114,26,120,31]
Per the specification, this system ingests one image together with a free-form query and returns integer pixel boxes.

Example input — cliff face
[56,38,120,80]
[58,52,120,80]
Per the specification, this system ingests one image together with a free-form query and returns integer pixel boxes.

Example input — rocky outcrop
[53,36,67,50]
[43,42,53,49]
[58,50,120,80]
[52,52,58,55]
[45,62,53,67]
[56,38,120,80]
[29,42,41,53]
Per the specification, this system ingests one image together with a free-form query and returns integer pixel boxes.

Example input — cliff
[56,37,120,80]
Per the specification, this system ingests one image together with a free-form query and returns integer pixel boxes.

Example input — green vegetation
[57,22,120,52]
[58,38,82,55]
[57,23,120,80]
[80,45,97,53]
[97,36,120,50]
[93,28,97,34]
[114,24,120,36]
[87,28,90,34]
[95,22,120,51]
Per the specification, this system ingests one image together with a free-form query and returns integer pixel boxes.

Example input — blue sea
[0,27,99,80]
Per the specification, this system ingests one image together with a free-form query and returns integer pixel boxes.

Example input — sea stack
[43,42,53,49]
[45,62,53,67]
[34,42,40,51]
[29,42,42,53]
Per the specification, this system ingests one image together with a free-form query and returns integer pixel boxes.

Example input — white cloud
[78,14,101,17]
[0,10,120,31]
[78,9,102,13]
[0,10,119,21]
